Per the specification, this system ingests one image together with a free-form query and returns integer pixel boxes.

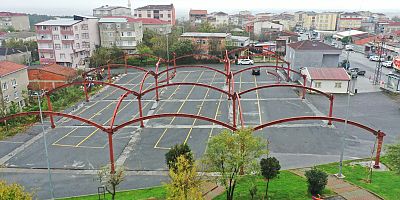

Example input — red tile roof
[190,10,207,15]
[0,61,27,77]
[37,63,77,78]
[307,68,350,81]
[388,22,400,26]
[288,40,340,51]
[0,12,27,17]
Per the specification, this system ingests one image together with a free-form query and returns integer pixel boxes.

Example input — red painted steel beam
[253,116,385,136]
[139,71,153,95]
[238,84,332,99]
[113,113,237,133]
[158,65,228,77]
[267,71,281,83]
[0,111,107,132]
[141,82,231,98]
[172,54,224,63]
[109,91,135,129]
[45,81,139,97]
[235,93,245,127]
[233,65,301,76]
[82,65,148,78]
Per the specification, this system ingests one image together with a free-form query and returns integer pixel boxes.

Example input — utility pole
[373,25,385,85]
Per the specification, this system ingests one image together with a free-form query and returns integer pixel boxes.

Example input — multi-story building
[207,12,229,27]
[315,12,338,31]
[255,13,274,21]
[337,12,362,31]
[0,61,29,110]
[189,10,207,27]
[134,4,176,25]
[239,11,252,16]
[253,21,284,36]
[0,12,30,31]
[93,5,132,17]
[98,17,143,54]
[139,18,172,35]
[180,32,231,54]
[294,11,316,30]
[35,15,100,68]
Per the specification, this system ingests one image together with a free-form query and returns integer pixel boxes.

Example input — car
[369,55,385,62]
[382,61,393,68]
[345,45,354,51]
[348,68,366,76]
[252,67,260,75]
[238,58,254,65]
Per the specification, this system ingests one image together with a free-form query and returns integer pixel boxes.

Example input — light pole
[34,90,55,199]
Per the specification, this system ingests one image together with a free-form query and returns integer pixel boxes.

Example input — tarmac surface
[1,63,399,199]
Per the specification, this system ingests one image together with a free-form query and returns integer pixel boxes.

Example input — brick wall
[28,69,73,90]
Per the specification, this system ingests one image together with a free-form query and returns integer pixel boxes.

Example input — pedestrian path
[290,168,382,200]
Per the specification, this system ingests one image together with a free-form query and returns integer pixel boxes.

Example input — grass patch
[214,171,334,200]
[60,186,166,200]
[316,160,400,200]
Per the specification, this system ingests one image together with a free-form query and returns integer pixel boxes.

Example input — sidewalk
[290,168,382,200]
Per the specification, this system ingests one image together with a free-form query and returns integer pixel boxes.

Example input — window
[75,34,79,39]
[41,26,47,30]
[2,82,8,90]
[14,91,19,99]
[11,79,17,86]
[160,14,164,18]
[74,25,78,31]
[116,23,121,28]
[314,82,322,88]
[108,32,113,37]
[53,35,59,40]
[196,40,201,44]
[63,35,69,39]
[60,53,66,59]
[63,44,71,49]
[120,32,125,37]
[82,33,89,39]
[109,42,114,46]
[53,26,58,31]
[335,82,342,88]
[50,54,54,58]
[127,41,133,46]
[138,14,142,17]
[147,14,151,17]
[76,43,80,49]
[168,14,171,18]
[127,32,132,36]
[55,44,61,50]
[106,24,112,29]
[4,95,10,103]
[81,24,88,30]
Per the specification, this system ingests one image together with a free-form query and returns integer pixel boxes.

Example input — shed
[301,67,350,94]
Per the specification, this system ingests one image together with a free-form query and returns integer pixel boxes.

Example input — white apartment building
[93,5,132,17]
[134,4,176,25]
[253,21,284,36]
[0,61,29,110]
[35,15,100,68]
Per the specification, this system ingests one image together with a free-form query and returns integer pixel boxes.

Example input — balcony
[37,39,53,43]
[38,49,54,53]
[36,28,52,34]
[60,29,74,35]
[61,39,74,44]
[40,58,56,64]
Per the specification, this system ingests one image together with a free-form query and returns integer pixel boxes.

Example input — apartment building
[189,10,207,27]
[315,12,338,31]
[98,17,143,54]
[0,61,29,110]
[337,12,362,31]
[134,4,176,25]
[253,21,284,36]
[0,12,30,31]
[139,18,172,35]
[180,32,231,54]
[93,5,132,17]
[294,11,316,30]
[35,15,100,68]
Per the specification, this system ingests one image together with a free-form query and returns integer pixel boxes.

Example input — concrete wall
[0,52,31,65]
[28,69,75,90]
[10,16,30,31]
[0,68,29,109]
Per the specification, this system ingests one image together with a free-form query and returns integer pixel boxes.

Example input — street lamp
[32,90,55,199]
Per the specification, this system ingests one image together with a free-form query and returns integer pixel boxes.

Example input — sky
[0,0,399,17]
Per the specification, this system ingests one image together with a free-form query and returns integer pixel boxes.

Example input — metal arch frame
[82,64,149,78]
[238,84,335,125]
[267,70,282,83]
[113,113,237,133]
[171,53,225,63]
[233,65,300,81]
[158,65,228,78]
[141,82,232,97]
[253,116,386,168]
[109,91,137,129]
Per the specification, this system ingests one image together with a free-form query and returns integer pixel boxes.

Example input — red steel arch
[253,116,386,168]
[125,53,167,63]
[172,54,224,63]
[233,65,301,77]
[113,113,236,133]
[45,81,138,96]
[158,65,228,77]
[141,82,231,97]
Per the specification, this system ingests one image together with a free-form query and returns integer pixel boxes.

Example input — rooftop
[0,61,27,77]
[35,19,81,26]
[215,12,228,16]
[231,36,249,41]
[287,40,340,51]
[181,32,231,38]
[334,30,368,38]
[94,5,130,11]
[30,63,77,78]
[190,10,207,15]
[0,12,27,17]
[135,4,174,10]
[306,67,350,81]
[1,31,36,39]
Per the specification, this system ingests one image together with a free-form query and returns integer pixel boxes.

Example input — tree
[260,157,281,199]
[305,167,328,195]
[385,141,400,174]
[3,39,39,62]
[142,29,158,47]
[341,36,351,45]
[97,165,125,200]
[165,143,194,171]
[202,128,267,200]
[198,21,216,33]
[166,155,203,200]
[89,47,123,67]
[392,16,400,22]
[0,180,33,200]
[170,40,195,57]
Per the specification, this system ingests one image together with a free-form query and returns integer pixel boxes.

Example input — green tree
[89,47,123,67]
[198,21,216,33]
[165,143,194,171]
[166,155,203,200]
[97,165,125,200]
[305,167,328,195]
[392,16,400,22]
[341,36,352,45]
[260,157,281,199]
[385,141,400,173]
[142,29,158,47]
[0,180,33,200]
[202,128,267,200]
[3,39,39,62]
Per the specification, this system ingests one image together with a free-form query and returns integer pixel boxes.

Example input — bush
[0,180,33,200]
[385,142,400,173]
[305,167,328,195]
[165,143,194,171]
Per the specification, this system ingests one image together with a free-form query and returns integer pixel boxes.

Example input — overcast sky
[1,0,399,17]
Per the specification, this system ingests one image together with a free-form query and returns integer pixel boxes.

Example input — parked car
[349,68,366,76]
[347,69,358,79]
[345,45,354,51]
[382,61,393,68]
[238,58,254,65]
[369,55,385,62]
[252,67,260,75]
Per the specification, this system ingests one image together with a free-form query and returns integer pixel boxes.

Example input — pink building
[134,4,176,25]
[35,15,100,68]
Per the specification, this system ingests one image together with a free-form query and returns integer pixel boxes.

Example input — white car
[369,56,385,62]
[238,59,254,65]
[345,45,353,51]
[382,61,393,68]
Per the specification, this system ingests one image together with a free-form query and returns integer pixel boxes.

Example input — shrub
[0,180,33,200]
[165,143,194,171]
[305,167,328,195]
[385,142,400,173]
[260,157,281,198]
